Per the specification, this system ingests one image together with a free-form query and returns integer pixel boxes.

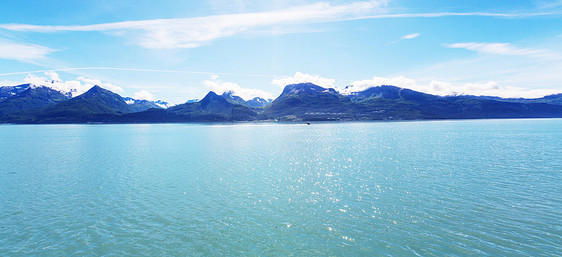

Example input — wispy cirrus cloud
[445,42,557,58]
[0,1,556,50]
[401,33,420,39]
[537,0,562,9]
[0,1,386,49]
[352,11,555,20]
[0,41,55,62]
[0,67,277,78]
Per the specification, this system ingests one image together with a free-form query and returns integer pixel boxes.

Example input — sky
[1,0,562,104]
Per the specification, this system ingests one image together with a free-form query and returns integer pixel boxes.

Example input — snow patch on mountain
[122,96,171,109]
[155,101,170,108]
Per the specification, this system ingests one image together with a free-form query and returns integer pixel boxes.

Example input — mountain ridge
[0,86,69,116]
[1,86,132,123]
[1,82,562,124]
[221,91,272,107]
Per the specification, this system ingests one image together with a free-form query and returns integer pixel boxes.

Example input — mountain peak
[199,91,229,106]
[281,83,337,96]
[246,97,272,107]
[85,85,105,93]
[201,91,221,100]
[71,85,121,101]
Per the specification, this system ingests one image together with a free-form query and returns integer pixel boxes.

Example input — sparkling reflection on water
[1,120,561,255]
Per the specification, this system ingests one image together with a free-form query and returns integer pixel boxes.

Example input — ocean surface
[1,119,561,256]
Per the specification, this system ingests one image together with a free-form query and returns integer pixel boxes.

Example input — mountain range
[1,82,561,124]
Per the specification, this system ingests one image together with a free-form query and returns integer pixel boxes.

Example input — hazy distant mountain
[182,99,199,104]
[246,97,272,107]
[458,93,562,106]
[221,91,271,107]
[122,97,166,112]
[0,86,69,116]
[347,85,562,120]
[154,100,173,108]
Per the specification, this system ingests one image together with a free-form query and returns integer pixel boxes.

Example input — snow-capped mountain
[246,97,272,107]
[21,73,125,98]
[0,84,32,100]
[122,97,171,112]
[0,86,69,115]
[154,100,172,108]
[26,79,90,98]
[222,91,272,107]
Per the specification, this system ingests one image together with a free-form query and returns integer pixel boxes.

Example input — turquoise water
[1,119,561,256]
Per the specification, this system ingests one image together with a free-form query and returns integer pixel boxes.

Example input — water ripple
[1,120,561,255]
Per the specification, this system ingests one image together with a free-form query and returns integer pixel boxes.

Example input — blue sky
[1,0,562,103]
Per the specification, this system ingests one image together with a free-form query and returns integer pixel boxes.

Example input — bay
[1,119,561,256]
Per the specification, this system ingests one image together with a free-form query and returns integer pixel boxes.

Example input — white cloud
[0,41,55,61]
[0,67,275,77]
[45,71,60,81]
[356,11,553,20]
[343,75,562,98]
[23,72,123,97]
[25,73,87,97]
[204,76,273,100]
[271,72,335,88]
[1,0,556,50]
[445,42,552,58]
[133,90,155,101]
[77,77,124,93]
[430,80,562,98]
[402,33,420,39]
[0,1,386,49]
[537,0,562,9]
[0,80,22,87]
[405,37,562,89]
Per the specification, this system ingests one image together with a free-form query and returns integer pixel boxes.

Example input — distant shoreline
[2,117,561,125]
